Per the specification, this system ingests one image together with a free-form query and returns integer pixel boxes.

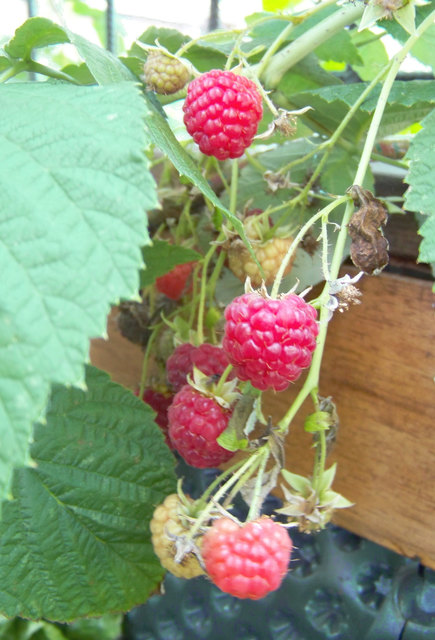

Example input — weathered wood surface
[90,272,435,569]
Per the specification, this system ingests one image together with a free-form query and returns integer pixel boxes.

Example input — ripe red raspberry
[136,388,174,449]
[156,262,196,300]
[150,493,204,579]
[143,50,190,95]
[183,70,263,160]
[222,292,318,391]
[168,386,234,468]
[202,517,292,599]
[166,342,231,392]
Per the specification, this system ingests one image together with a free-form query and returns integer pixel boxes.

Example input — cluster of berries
[150,492,293,600]
[139,289,318,467]
[141,60,318,600]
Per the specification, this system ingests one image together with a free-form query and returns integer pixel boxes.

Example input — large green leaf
[0,366,176,621]
[287,80,435,141]
[0,81,156,503]
[404,108,435,265]
[4,17,69,60]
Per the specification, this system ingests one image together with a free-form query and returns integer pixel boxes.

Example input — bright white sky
[1,0,264,48]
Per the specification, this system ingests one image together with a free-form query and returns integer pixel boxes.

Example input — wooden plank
[89,272,435,568]
[263,271,435,568]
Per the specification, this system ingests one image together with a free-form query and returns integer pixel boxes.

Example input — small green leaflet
[0,367,176,621]
[404,108,435,267]
[141,240,201,287]
[4,17,69,59]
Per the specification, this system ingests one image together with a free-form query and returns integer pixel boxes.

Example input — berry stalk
[258,3,365,89]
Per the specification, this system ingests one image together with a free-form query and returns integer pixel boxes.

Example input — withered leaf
[347,185,389,275]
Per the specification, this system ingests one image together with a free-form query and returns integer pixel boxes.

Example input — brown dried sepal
[347,185,389,275]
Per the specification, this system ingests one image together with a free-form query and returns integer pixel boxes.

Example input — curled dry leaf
[347,185,389,275]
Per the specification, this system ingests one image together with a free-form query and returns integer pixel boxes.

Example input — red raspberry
[156,262,196,300]
[202,517,292,599]
[166,342,231,392]
[168,386,234,468]
[136,388,174,449]
[183,70,263,160]
[222,292,318,391]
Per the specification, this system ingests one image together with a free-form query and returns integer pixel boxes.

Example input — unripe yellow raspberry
[150,493,204,579]
[143,51,190,95]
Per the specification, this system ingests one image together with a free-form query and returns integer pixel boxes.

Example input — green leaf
[0,366,176,621]
[315,29,362,65]
[140,240,201,287]
[60,62,95,84]
[4,17,69,60]
[0,81,156,503]
[288,80,435,141]
[320,146,374,195]
[351,31,389,81]
[67,31,133,84]
[281,469,311,494]
[278,53,342,96]
[404,108,435,214]
[319,463,337,493]
[61,613,122,640]
[404,108,435,265]
[0,56,12,72]
[131,26,190,55]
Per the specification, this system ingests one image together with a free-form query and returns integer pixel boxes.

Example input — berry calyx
[150,493,205,579]
[156,262,196,300]
[202,517,292,599]
[222,291,319,391]
[136,388,174,449]
[168,385,235,468]
[166,342,231,392]
[143,50,190,95]
[183,70,263,160]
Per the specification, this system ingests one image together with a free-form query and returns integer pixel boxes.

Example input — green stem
[255,22,295,80]
[189,450,263,538]
[214,364,234,396]
[196,235,222,343]
[246,448,270,521]
[258,3,364,88]
[270,195,348,298]
[195,456,251,509]
[229,159,239,215]
[0,61,27,82]
[277,11,435,437]
[27,60,79,84]
[139,323,162,397]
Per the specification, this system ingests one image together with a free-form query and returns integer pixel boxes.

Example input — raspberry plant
[0,0,434,621]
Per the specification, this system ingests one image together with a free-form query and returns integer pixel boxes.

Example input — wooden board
[90,272,435,568]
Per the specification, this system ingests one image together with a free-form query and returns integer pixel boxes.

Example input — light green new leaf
[0,81,156,503]
[404,108,435,265]
[0,366,176,621]
[4,17,69,59]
